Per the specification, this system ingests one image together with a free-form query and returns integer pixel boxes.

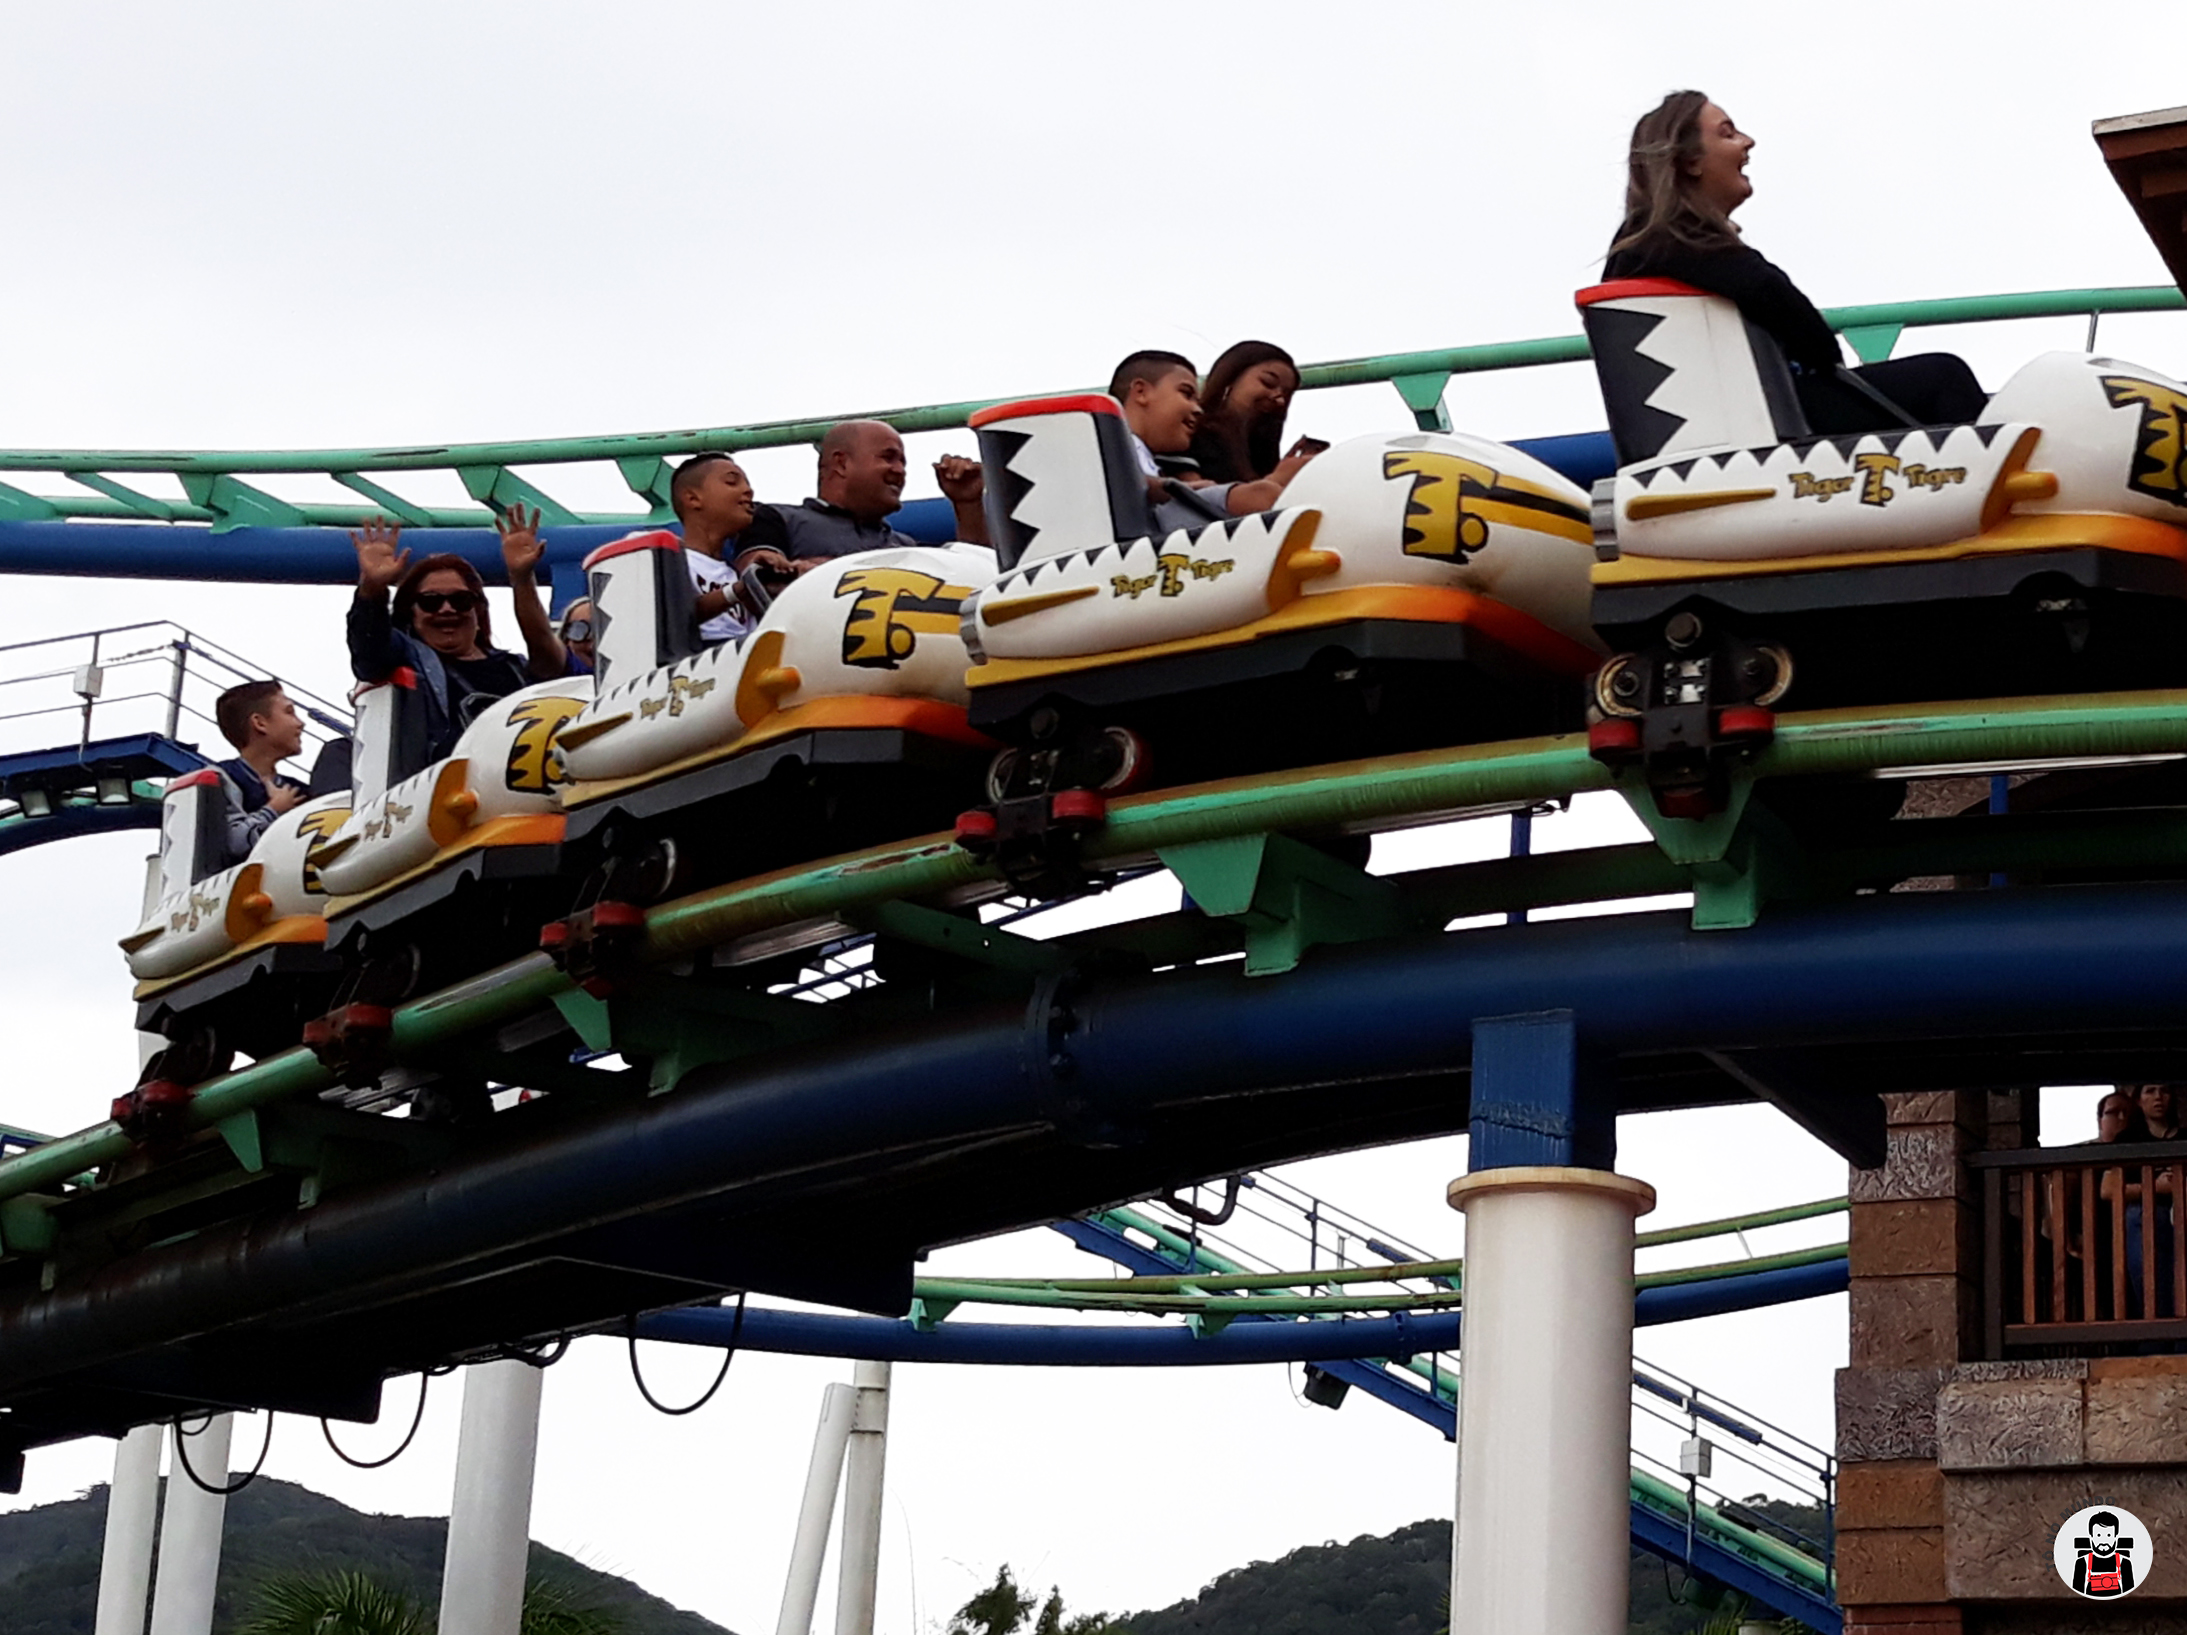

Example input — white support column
[1446,1167,1654,1635]
[93,1424,164,1635]
[832,1361,891,1635]
[776,1382,857,1635]
[147,1416,233,1635]
[439,1359,545,1635]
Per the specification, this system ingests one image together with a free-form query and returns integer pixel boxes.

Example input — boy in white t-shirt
[669,453,758,642]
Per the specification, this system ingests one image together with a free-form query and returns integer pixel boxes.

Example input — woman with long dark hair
[1190,341,1305,483]
[1605,92,1986,435]
[346,512,569,757]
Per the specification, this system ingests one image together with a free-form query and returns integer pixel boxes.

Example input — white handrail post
[439,1358,545,1635]
[146,1415,233,1635]
[93,1424,164,1635]
[776,1382,858,1635]
[832,1361,891,1635]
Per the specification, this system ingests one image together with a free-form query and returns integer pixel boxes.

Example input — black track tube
[4,885,2187,1398]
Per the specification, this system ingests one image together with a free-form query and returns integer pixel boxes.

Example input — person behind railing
[2135,1081,2183,1142]
[1109,351,1317,535]
[210,679,308,863]
[2096,1088,2175,1318]
[731,422,990,583]
[1189,341,1320,483]
[1604,92,1987,436]
[347,513,570,758]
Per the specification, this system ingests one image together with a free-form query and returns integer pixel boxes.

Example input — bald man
[734,419,988,574]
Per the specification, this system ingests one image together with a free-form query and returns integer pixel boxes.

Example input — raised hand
[496,504,545,581]
[351,517,410,594]
[934,454,985,506]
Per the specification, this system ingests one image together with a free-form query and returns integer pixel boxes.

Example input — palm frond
[235,1569,427,1635]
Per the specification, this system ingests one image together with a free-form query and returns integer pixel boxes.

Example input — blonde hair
[1608,90,1740,261]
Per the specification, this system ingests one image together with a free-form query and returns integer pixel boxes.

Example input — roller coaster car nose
[540,899,648,997]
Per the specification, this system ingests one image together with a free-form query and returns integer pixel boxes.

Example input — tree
[950,1566,1037,1635]
[950,1567,1118,1635]
[237,1569,627,1635]
[237,1571,426,1635]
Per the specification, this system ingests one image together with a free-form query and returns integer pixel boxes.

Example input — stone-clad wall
[1835,1090,2187,1633]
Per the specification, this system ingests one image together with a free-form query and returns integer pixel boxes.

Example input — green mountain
[0,1476,731,1635]
[1101,1513,1822,1635]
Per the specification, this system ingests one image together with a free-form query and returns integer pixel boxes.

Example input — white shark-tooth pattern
[1632,299,1777,456]
[972,508,1309,660]
[1615,421,2035,562]
[994,412,1117,566]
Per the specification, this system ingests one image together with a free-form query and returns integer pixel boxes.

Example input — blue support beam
[631,1259,1847,1366]
[1467,1009,1616,1170]
[0,732,208,789]
[0,799,162,857]
[0,438,1613,587]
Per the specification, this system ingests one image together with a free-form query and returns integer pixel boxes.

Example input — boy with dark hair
[1109,352,1312,532]
[670,453,758,642]
[211,679,309,862]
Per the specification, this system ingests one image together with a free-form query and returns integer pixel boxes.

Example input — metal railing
[1096,1180,1840,1610]
[0,622,351,813]
[0,285,2171,536]
[1979,1140,2187,1353]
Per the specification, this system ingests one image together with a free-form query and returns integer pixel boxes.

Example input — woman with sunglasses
[347,511,572,757]
[556,597,596,672]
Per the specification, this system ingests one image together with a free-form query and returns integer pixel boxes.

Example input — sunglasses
[561,618,594,642]
[413,590,481,614]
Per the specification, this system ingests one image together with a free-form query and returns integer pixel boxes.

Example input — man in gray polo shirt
[734,419,987,574]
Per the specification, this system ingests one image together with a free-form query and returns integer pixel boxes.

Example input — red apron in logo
[2084,1552,2124,1594]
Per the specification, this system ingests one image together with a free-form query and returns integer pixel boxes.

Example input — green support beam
[0,481,59,522]
[1158,832,1414,975]
[66,472,174,520]
[454,464,581,527]
[1389,370,1455,432]
[178,473,307,532]
[332,471,433,527]
[615,455,677,522]
[1839,322,1904,364]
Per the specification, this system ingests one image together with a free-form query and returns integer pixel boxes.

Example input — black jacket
[1604,238,1840,374]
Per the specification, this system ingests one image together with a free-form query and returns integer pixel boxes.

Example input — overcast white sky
[0,3,2181,1631]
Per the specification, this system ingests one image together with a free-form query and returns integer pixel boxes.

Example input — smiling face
[252,689,306,760]
[559,597,596,666]
[822,423,908,521]
[684,458,756,537]
[409,568,483,657]
[1685,100,1755,217]
[1224,360,1298,423]
[1127,366,1204,455]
